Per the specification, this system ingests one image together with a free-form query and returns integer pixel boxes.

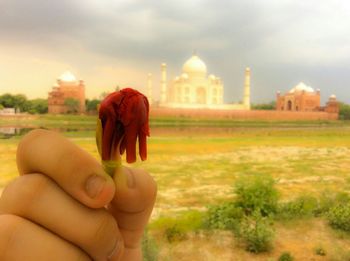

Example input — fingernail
[85,175,107,198]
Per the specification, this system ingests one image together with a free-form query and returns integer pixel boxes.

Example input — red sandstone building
[48,71,86,114]
[276,82,339,113]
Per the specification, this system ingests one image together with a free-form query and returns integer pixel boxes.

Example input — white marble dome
[182,55,207,76]
[289,82,314,93]
[59,71,77,82]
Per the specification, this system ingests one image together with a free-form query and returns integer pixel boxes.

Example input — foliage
[339,102,350,120]
[251,101,276,110]
[278,252,294,261]
[204,202,243,231]
[237,211,274,253]
[314,246,326,256]
[164,225,188,242]
[142,230,159,261]
[0,93,29,112]
[327,202,350,232]
[0,94,48,114]
[64,98,80,113]
[235,175,279,217]
[277,195,318,220]
[85,99,100,113]
[151,211,204,242]
[0,104,3,110]
[27,98,48,114]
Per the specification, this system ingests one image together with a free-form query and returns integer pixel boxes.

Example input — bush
[339,102,350,120]
[164,225,187,242]
[327,203,350,232]
[142,230,159,261]
[277,195,318,220]
[238,211,274,253]
[235,175,279,217]
[314,246,326,256]
[278,252,294,261]
[151,210,204,242]
[204,202,243,231]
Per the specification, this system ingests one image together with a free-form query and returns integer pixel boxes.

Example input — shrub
[238,211,274,253]
[314,192,350,217]
[277,195,318,220]
[151,210,204,242]
[314,246,326,256]
[327,203,350,232]
[164,225,187,242]
[278,252,294,261]
[142,230,159,261]
[204,202,243,231]
[235,175,278,217]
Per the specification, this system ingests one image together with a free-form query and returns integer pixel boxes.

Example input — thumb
[108,166,157,248]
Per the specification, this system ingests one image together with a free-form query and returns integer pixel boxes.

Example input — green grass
[2,117,350,260]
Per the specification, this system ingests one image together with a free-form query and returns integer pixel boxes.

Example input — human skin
[0,129,157,260]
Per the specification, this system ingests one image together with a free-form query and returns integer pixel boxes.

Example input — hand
[0,129,157,261]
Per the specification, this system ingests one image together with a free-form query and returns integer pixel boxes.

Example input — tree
[339,102,350,120]
[251,101,276,110]
[64,98,80,114]
[27,99,48,114]
[0,93,29,112]
[86,99,100,113]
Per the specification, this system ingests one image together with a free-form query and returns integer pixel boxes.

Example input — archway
[196,87,206,104]
[287,100,292,111]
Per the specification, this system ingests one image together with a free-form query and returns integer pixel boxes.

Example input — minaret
[147,73,153,105]
[243,67,251,110]
[160,63,167,104]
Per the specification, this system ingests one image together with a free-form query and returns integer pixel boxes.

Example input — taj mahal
[146,54,251,110]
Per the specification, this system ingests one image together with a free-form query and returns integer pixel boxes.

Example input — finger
[0,174,124,261]
[16,129,115,208]
[0,214,91,261]
[108,167,157,249]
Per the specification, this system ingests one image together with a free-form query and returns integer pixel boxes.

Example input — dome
[181,73,189,80]
[59,71,77,82]
[182,55,207,76]
[289,82,314,94]
[209,74,216,80]
[330,94,336,99]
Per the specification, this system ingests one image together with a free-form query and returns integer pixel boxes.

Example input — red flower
[97,88,150,163]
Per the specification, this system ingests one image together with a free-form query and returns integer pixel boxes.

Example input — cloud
[1,0,350,103]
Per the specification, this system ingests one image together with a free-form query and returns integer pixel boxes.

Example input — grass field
[1,115,350,260]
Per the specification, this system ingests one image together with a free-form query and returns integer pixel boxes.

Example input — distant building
[0,108,16,115]
[148,54,251,110]
[48,71,86,114]
[276,82,338,113]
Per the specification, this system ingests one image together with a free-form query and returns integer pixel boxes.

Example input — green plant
[142,230,159,261]
[327,203,350,232]
[164,224,187,242]
[314,246,326,256]
[235,174,279,217]
[204,202,243,231]
[277,195,318,220]
[238,211,274,253]
[278,252,294,261]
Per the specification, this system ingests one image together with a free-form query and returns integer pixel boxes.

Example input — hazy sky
[1,0,350,104]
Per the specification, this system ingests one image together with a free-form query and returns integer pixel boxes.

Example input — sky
[1,0,350,104]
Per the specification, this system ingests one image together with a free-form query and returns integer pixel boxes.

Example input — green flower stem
[102,160,128,189]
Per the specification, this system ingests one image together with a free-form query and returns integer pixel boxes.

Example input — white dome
[289,82,315,93]
[182,55,207,76]
[209,74,216,80]
[59,71,77,82]
[330,94,336,99]
[181,73,189,79]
